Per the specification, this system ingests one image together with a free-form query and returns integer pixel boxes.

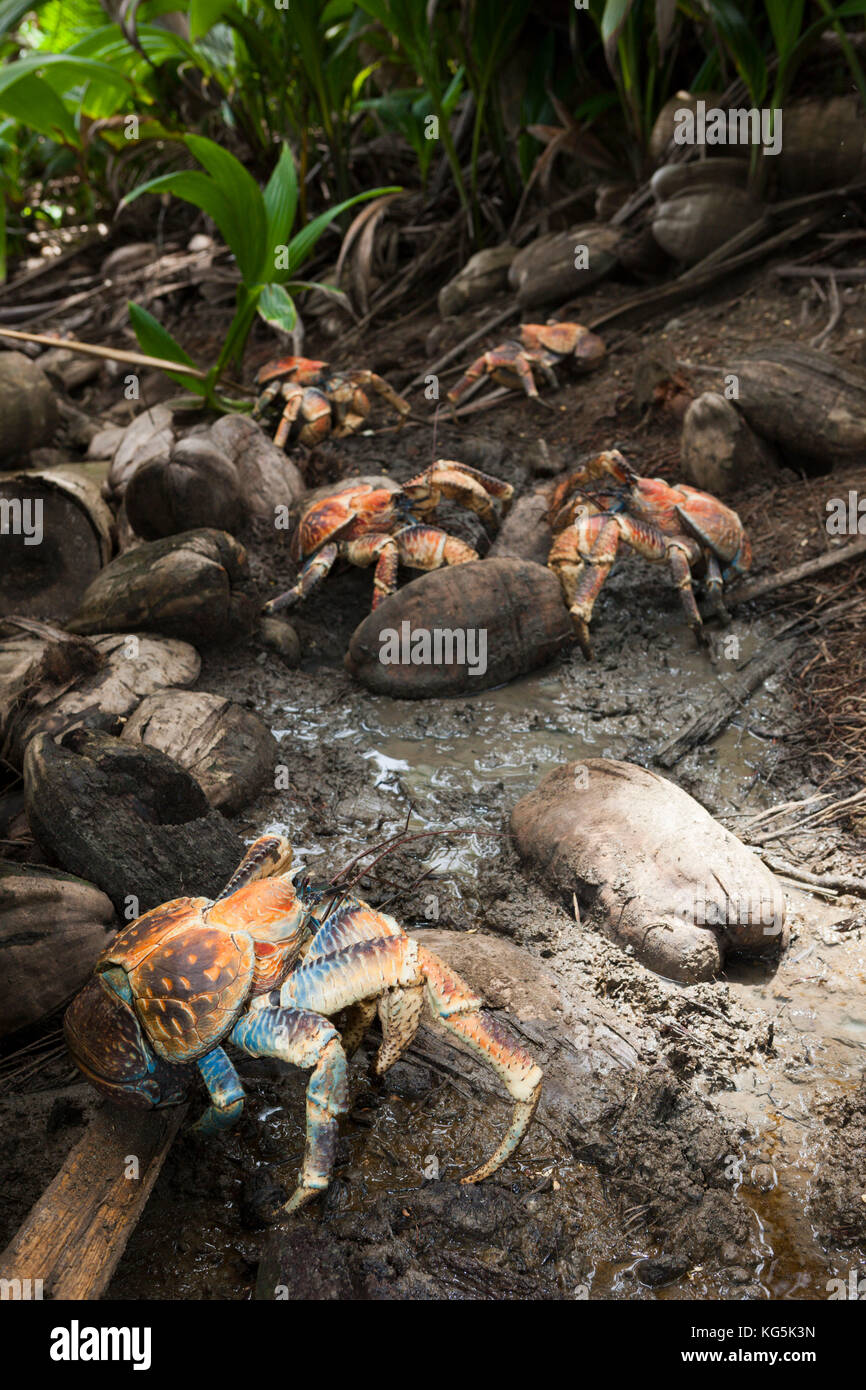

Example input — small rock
[259,617,301,666]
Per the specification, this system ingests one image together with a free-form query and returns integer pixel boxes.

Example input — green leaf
[121,170,246,272]
[0,72,79,146]
[0,194,6,285]
[275,185,401,282]
[183,135,267,282]
[262,144,298,258]
[128,302,206,395]
[600,0,636,72]
[257,283,298,335]
[189,0,231,41]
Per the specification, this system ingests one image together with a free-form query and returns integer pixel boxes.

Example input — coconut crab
[261,461,514,616]
[547,449,752,658]
[64,835,542,1216]
[252,356,411,448]
[447,322,606,412]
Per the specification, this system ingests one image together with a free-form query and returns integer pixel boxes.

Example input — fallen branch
[729,536,866,606]
[0,1104,186,1300]
[654,640,797,768]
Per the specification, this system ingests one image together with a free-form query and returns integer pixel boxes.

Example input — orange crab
[252,356,411,448]
[548,450,752,658]
[262,461,513,616]
[64,834,542,1217]
[447,322,606,411]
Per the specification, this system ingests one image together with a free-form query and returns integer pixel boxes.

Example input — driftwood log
[0,469,114,621]
[0,1105,187,1300]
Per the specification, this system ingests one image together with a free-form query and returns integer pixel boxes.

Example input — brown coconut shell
[345,558,573,697]
[0,352,59,463]
[0,861,116,1038]
[0,468,114,622]
[651,186,763,265]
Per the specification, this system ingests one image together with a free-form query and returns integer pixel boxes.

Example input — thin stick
[0,326,209,380]
[729,536,866,605]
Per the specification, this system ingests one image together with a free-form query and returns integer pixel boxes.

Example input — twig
[0,326,209,380]
[729,537,866,606]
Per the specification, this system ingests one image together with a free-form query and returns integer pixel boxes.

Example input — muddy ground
[1,254,865,1300]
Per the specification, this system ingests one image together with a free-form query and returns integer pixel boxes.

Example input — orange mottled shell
[100,899,255,1064]
[255,356,328,387]
[293,480,399,561]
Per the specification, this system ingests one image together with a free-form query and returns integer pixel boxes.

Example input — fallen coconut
[0,469,114,621]
[0,619,200,768]
[776,97,864,195]
[121,689,278,814]
[681,391,779,495]
[345,558,573,697]
[0,861,116,1038]
[727,343,866,462]
[107,411,304,533]
[67,528,254,644]
[23,728,244,913]
[104,405,175,506]
[205,415,304,520]
[651,186,763,265]
[438,245,517,317]
[125,435,244,540]
[508,224,620,308]
[0,351,59,463]
[511,758,787,984]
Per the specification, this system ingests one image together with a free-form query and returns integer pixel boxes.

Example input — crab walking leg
[270,383,306,449]
[396,523,478,571]
[337,998,379,1057]
[191,1046,246,1135]
[446,351,497,408]
[306,901,404,962]
[230,1007,349,1213]
[262,541,338,615]
[355,370,411,421]
[343,533,400,606]
[216,834,294,900]
[548,512,621,658]
[416,945,542,1182]
[703,552,730,623]
[666,543,707,641]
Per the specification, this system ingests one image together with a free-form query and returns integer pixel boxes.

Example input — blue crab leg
[281,936,542,1183]
[190,1046,246,1135]
[231,1006,348,1213]
[263,541,338,615]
